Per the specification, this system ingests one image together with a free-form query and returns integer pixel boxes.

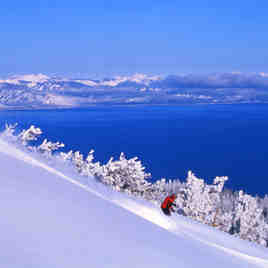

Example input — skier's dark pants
[161,207,171,216]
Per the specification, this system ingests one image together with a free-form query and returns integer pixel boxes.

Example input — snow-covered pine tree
[60,150,74,161]
[60,150,85,173]
[175,171,227,225]
[259,195,268,224]
[80,149,102,179]
[71,151,84,173]
[176,171,209,222]
[150,178,168,202]
[38,139,64,157]
[150,178,183,204]
[217,189,237,233]
[97,152,152,197]
[206,176,228,226]
[18,125,42,145]
[233,190,268,246]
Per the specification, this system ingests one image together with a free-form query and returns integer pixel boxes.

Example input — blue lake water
[1,104,268,197]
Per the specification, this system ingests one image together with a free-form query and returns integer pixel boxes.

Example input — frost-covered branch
[38,139,64,156]
[18,125,42,145]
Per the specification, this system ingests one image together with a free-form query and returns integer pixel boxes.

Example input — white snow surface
[43,93,78,106]
[0,74,50,87]
[0,138,268,267]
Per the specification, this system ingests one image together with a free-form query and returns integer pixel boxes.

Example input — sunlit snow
[1,137,268,267]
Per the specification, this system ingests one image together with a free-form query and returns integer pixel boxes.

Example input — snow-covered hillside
[1,72,268,108]
[1,137,268,267]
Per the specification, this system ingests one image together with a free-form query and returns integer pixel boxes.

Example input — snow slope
[1,138,268,267]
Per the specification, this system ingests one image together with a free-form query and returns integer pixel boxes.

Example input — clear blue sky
[1,0,268,77]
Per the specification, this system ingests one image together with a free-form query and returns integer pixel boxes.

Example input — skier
[161,194,177,216]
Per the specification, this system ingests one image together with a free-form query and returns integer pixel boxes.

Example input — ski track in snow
[1,138,268,268]
[118,200,268,268]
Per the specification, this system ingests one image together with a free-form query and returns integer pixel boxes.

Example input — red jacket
[161,195,176,209]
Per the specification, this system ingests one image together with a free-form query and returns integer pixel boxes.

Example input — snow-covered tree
[38,139,64,157]
[176,171,228,225]
[259,195,268,224]
[233,190,268,246]
[97,153,152,197]
[80,149,102,179]
[217,189,237,233]
[18,125,42,145]
[60,150,74,161]
[3,123,17,137]
[150,178,183,204]
[181,171,211,222]
[71,151,84,173]
[206,176,228,225]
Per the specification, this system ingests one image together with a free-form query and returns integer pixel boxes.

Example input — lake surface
[1,104,268,196]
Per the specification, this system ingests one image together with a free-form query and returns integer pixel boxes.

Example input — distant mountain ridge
[1,72,268,108]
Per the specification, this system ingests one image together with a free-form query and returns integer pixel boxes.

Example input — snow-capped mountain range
[1,72,268,108]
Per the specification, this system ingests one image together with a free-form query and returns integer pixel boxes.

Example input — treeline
[3,124,268,247]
